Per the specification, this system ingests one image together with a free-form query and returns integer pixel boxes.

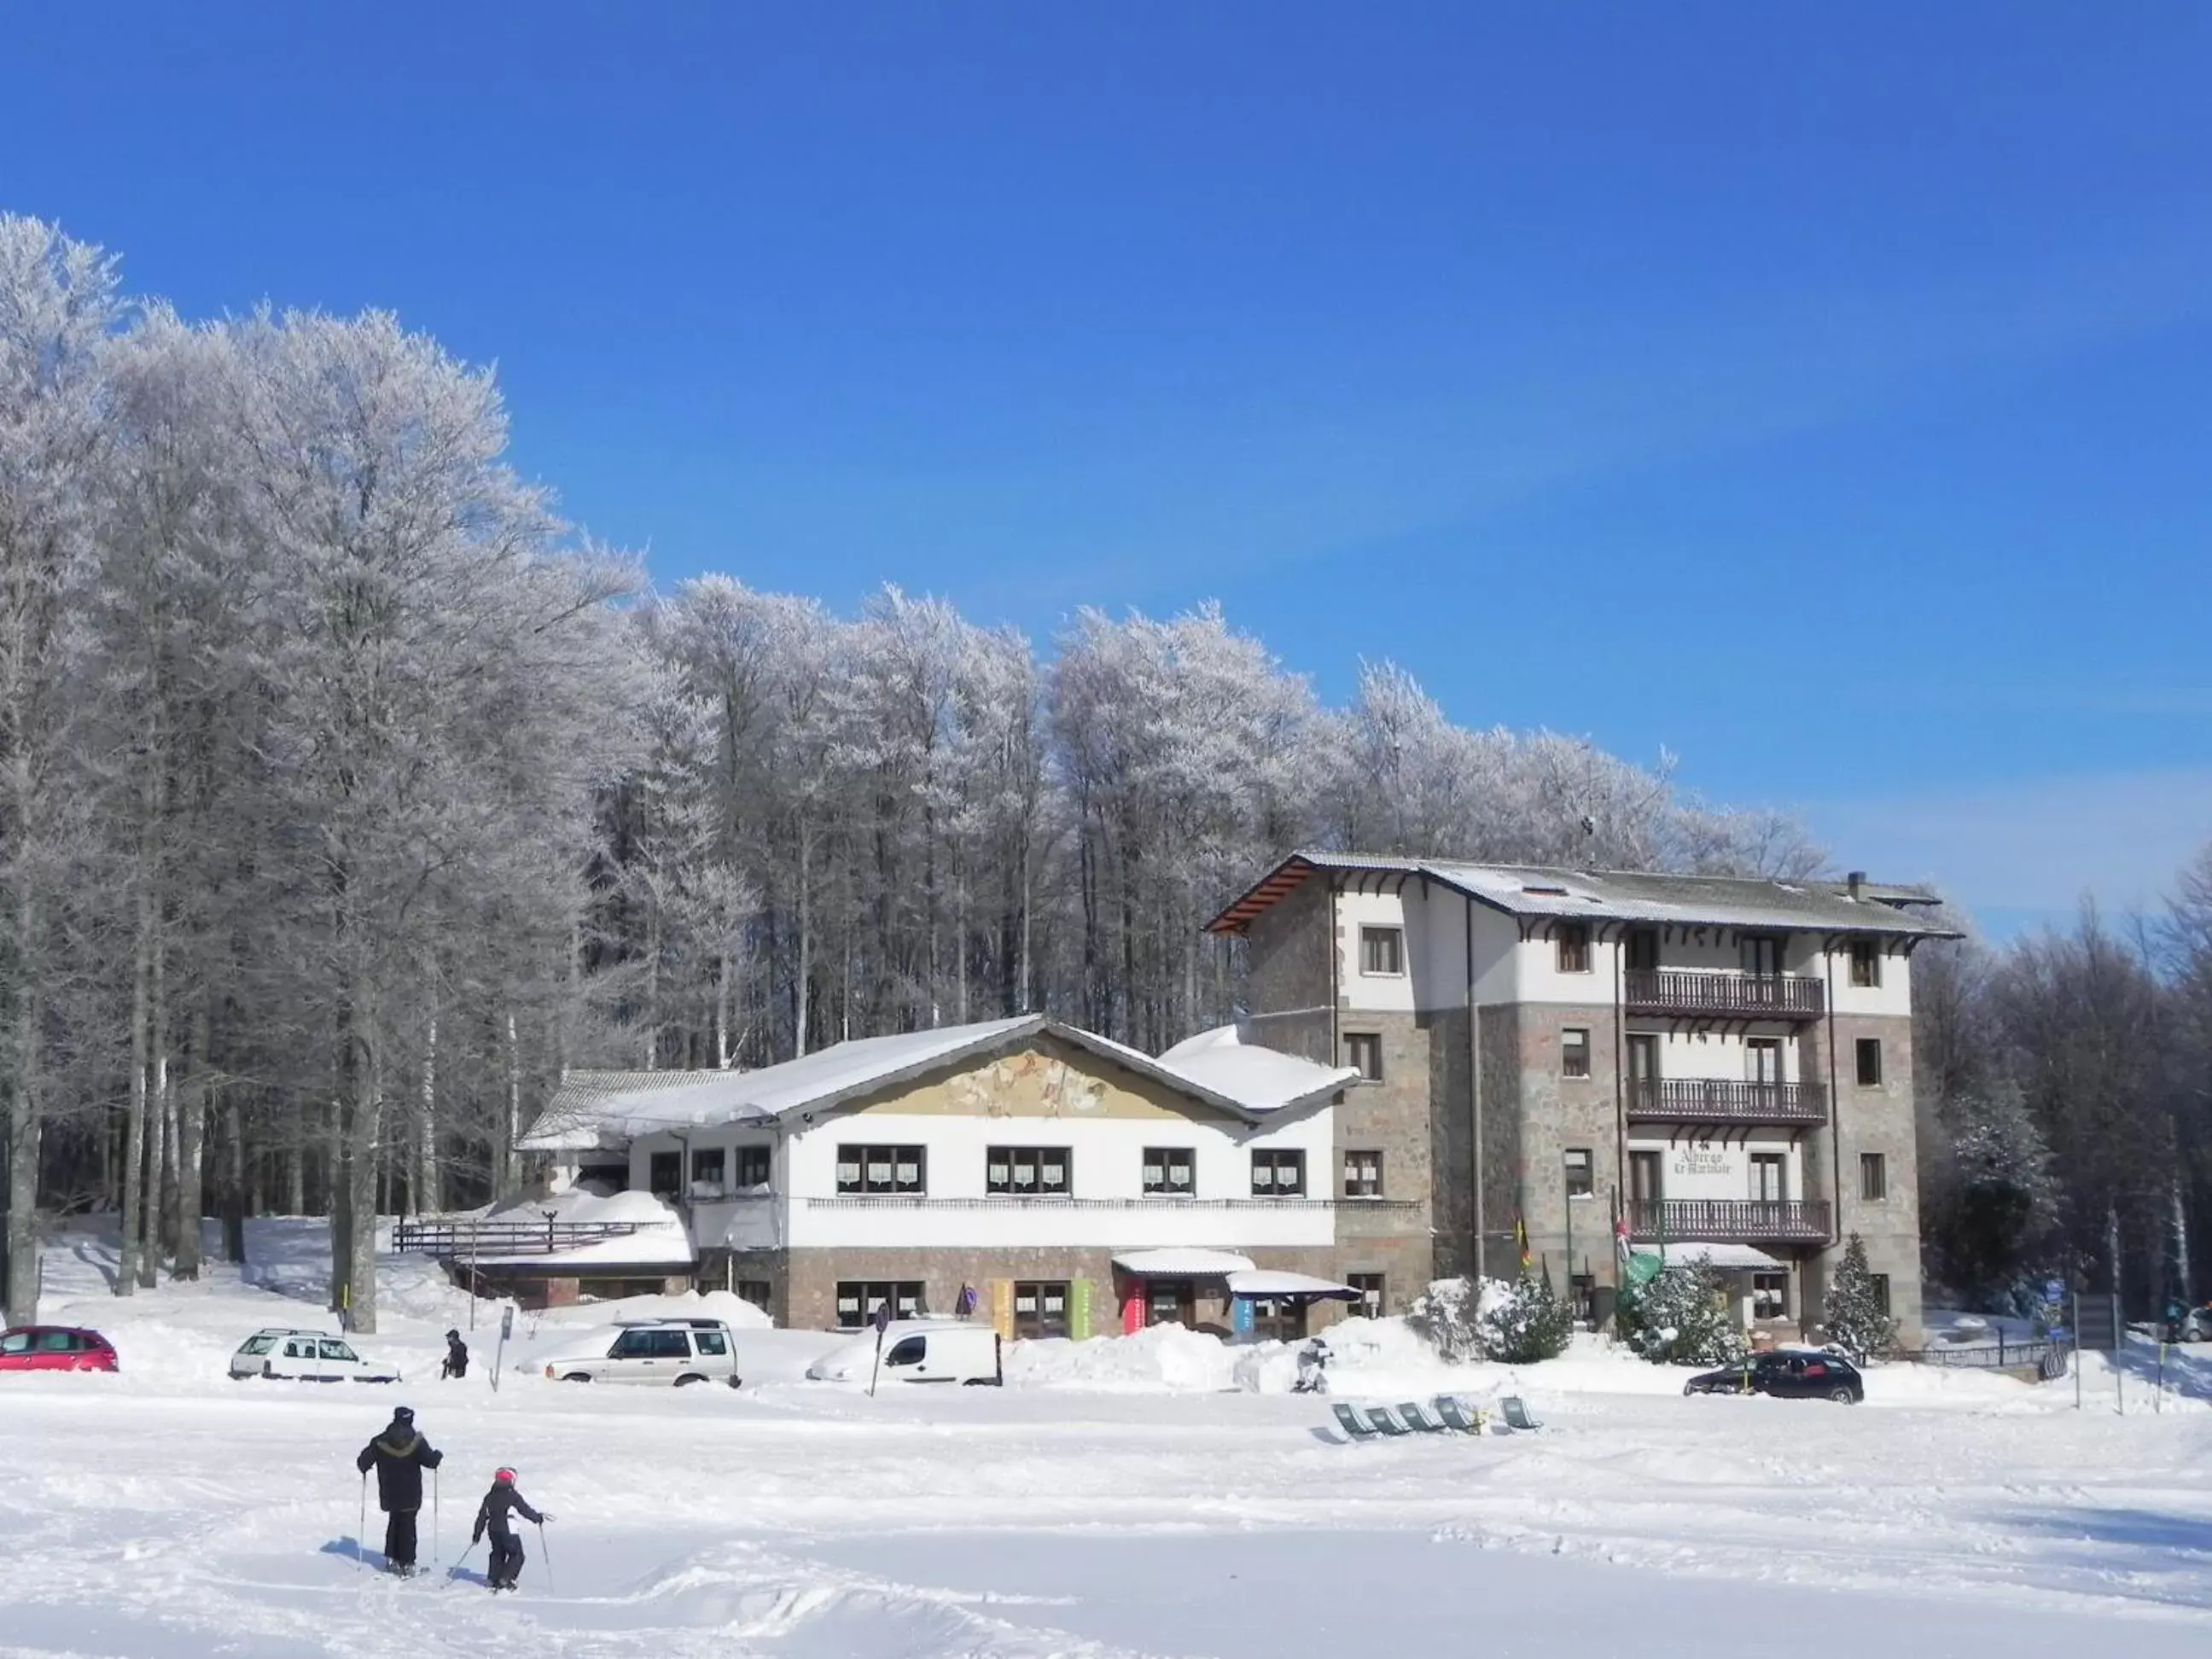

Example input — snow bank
[534,1288,772,1331]
[1007,1324,1241,1392]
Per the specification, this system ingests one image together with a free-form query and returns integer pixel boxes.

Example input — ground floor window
[1753,1272,1790,1320]
[1347,1272,1385,1318]
[835,1280,927,1328]
[1869,1273,1892,1315]
[1246,1295,1308,1343]
[1012,1281,1070,1339]
[648,1151,681,1197]
[1569,1272,1596,1324]
[734,1279,772,1313]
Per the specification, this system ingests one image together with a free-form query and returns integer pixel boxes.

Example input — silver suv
[538,1318,741,1388]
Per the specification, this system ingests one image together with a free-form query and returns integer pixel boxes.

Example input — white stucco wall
[1628,1132,1805,1202]
[1335,888,1417,1013]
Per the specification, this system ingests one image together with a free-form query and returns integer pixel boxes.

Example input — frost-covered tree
[1823,1234,1899,1360]
[1481,1272,1575,1363]
[1621,1263,1749,1366]
[1923,1080,2059,1305]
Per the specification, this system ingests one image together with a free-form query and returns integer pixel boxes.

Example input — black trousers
[383,1507,419,1569]
[488,1533,525,1586]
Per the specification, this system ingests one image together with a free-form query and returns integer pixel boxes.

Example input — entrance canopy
[1225,1270,1361,1301]
[1111,1249,1256,1278]
[1634,1242,1785,1272]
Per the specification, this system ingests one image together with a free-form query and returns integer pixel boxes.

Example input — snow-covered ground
[3,1220,2210,1657]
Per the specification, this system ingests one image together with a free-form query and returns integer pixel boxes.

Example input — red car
[0,1325,119,1372]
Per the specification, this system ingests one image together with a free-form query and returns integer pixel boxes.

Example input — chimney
[1846,870,1867,900]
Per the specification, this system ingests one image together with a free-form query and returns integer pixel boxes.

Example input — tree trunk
[502,1010,522,1199]
[220,1088,247,1264]
[342,977,381,1334]
[283,1136,303,1216]
[328,1096,351,1315]
[795,824,812,1057]
[173,996,210,1279]
[415,1007,437,1215]
[139,1037,166,1286]
[3,891,43,1325]
[116,875,154,1298]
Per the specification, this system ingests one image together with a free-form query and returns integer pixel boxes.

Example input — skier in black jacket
[355,1407,444,1575]
[472,1467,551,1592]
[440,1330,469,1380]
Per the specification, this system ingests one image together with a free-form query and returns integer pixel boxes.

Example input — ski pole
[358,1475,368,1573]
[432,1468,440,1569]
[536,1519,553,1595]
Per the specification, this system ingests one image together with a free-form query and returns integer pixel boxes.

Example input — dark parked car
[1685,1349,1862,1403]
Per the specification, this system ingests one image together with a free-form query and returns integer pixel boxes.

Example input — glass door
[1627,1033,1660,1112]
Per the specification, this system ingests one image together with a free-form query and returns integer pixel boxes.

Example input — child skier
[472,1467,552,1592]
[440,1330,469,1380]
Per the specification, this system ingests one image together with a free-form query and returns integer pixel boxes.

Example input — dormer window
[1849,939,1882,988]
[1556,923,1592,974]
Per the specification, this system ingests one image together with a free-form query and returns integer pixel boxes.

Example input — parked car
[0,1325,119,1373]
[805,1319,1003,1386]
[1685,1349,1864,1403]
[538,1318,741,1387]
[229,1328,401,1383]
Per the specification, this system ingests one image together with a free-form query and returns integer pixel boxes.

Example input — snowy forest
[2,214,2209,1332]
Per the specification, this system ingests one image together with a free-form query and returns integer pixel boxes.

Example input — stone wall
[1811,1010,1924,1346]
[1240,873,1334,1065]
[1503,1001,1625,1290]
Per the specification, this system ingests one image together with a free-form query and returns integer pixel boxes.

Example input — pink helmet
[495,1467,516,1485]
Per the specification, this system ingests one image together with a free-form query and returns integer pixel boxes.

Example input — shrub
[1406,1276,1486,1362]
[1824,1233,1900,1360]
[1621,1262,1749,1367]
[1482,1272,1575,1363]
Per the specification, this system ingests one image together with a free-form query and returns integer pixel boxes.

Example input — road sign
[2044,1279,2065,1305]
[2073,1293,2122,1353]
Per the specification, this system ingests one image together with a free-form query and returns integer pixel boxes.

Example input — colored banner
[990,1278,1014,1341]
[1231,1295,1254,1337]
[1068,1279,1092,1342]
[1121,1287,1144,1335]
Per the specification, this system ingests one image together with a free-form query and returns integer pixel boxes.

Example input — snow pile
[1006,1323,1241,1392]
[535,1288,773,1331]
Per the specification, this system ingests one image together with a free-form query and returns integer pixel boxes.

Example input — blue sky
[6,3,2209,934]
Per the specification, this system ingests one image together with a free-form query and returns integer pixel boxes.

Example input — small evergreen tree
[1406,1277,1487,1363]
[1824,1234,1899,1360]
[1482,1271,1575,1363]
[1620,1263,1749,1366]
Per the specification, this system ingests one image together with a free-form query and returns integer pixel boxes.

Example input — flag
[1516,1216,1531,1272]
[1615,1212,1632,1268]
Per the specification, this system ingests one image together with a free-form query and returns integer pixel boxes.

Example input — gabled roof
[1207,852,1962,940]
[521,1015,1358,1150]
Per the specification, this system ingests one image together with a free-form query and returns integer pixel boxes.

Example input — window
[1145,1279,1195,1327]
[695,1329,729,1356]
[1343,1031,1383,1082]
[1745,1037,1782,1085]
[1563,1147,1593,1199]
[734,1279,772,1313]
[835,1281,928,1328]
[1741,934,1781,976]
[884,1335,927,1366]
[1569,1273,1596,1324]
[1855,1038,1883,1087]
[735,1145,771,1189]
[1247,1296,1309,1343]
[648,1150,681,1197]
[1142,1147,1196,1196]
[836,1144,926,1195]
[1556,923,1592,974]
[987,1145,1071,1196]
[239,1333,277,1356]
[318,1340,357,1362]
[1562,1027,1591,1079]
[1629,1149,1663,1204]
[1860,1152,1888,1202]
[1347,1272,1386,1318]
[1359,925,1405,975]
[0,1331,27,1355]
[690,1147,725,1189]
[1753,1273,1790,1320]
[1751,1153,1786,1202]
[1012,1281,1070,1339]
[1251,1149,1306,1196]
[1870,1273,1892,1316]
[612,1329,689,1359]
[1849,939,1883,988]
[1625,928,1660,972]
[1342,1150,1384,1198]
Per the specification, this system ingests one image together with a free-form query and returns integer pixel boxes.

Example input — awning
[1633,1243,1785,1272]
[1225,1270,1361,1301]
[1111,1249,1257,1278]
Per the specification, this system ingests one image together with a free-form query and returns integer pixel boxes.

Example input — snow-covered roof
[1208,851,1963,940]
[525,1016,1355,1151]
[1156,1025,1361,1113]
[1112,1249,1257,1277]
[468,1187,697,1270]
[1635,1242,1785,1272]
[1225,1269,1360,1300]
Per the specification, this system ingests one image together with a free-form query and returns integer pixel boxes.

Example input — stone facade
[1240,875,1335,1066]
[1500,1002,1624,1289]
[1810,1010,1924,1346]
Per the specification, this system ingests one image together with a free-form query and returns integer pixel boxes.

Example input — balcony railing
[1623,969,1824,1022]
[392,1218,645,1258]
[1627,1199,1831,1243]
[1626,1079,1827,1126]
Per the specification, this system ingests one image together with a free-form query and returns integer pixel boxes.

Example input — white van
[805,1319,1003,1386]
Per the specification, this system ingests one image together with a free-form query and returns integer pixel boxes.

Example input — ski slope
[2,1220,2209,1658]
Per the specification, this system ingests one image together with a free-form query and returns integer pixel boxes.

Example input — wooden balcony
[1623,969,1824,1022]
[392,1218,645,1259]
[1626,1078,1827,1126]
[1627,1199,1831,1243]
